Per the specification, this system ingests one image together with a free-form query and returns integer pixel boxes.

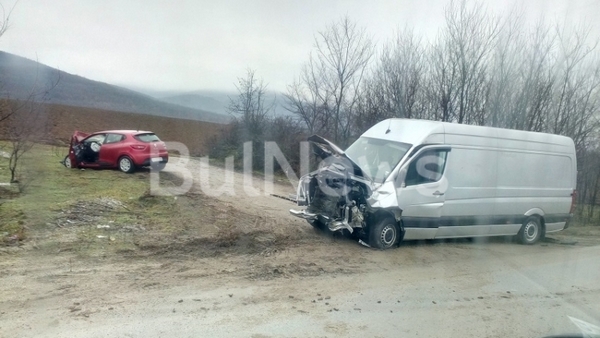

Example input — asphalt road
[2,239,599,338]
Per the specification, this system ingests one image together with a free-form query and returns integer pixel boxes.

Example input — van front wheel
[369,217,400,250]
[518,216,543,245]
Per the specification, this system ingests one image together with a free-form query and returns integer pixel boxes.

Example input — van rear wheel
[518,216,543,245]
[369,217,400,250]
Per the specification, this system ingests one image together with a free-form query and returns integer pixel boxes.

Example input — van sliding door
[435,147,498,238]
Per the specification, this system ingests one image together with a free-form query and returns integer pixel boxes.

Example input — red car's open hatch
[72,131,90,143]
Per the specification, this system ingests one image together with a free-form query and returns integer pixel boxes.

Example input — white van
[290,119,577,249]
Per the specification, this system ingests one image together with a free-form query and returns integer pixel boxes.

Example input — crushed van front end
[290,162,371,234]
[288,135,405,249]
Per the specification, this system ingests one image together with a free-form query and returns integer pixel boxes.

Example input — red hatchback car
[63,130,169,173]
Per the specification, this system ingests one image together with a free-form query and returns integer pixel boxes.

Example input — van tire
[518,216,543,245]
[369,217,400,250]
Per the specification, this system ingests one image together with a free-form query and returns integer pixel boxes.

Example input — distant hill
[145,89,292,117]
[160,91,232,116]
[0,51,229,124]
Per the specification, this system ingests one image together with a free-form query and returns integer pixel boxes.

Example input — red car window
[134,133,161,143]
[105,134,124,144]
[85,134,106,144]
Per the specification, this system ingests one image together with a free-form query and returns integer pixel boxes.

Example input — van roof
[362,119,574,151]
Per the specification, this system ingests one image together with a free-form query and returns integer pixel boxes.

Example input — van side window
[405,150,448,186]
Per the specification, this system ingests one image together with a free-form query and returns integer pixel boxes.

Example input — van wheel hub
[524,222,538,241]
[380,225,397,246]
[518,216,543,245]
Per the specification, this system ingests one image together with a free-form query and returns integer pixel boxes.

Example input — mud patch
[55,197,131,227]
[132,229,300,259]
[0,186,20,199]
[542,237,578,245]
[246,262,354,281]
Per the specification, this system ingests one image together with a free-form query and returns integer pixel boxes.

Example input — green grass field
[0,143,188,254]
[0,142,268,258]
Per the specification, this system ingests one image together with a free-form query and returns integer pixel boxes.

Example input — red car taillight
[570,189,577,214]
[130,144,146,150]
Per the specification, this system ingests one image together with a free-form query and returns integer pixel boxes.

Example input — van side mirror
[395,168,407,188]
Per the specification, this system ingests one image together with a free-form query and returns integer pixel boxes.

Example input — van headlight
[296,176,311,206]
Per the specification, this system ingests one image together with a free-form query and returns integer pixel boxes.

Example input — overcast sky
[1,0,599,93]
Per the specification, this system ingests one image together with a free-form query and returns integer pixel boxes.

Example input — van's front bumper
[289,209,333,227]
[289,209,318,221]
[289,208,355,233]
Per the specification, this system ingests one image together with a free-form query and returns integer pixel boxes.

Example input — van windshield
[345,137,411,183]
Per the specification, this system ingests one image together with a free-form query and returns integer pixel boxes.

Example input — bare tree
[428,0,501,124]
[375,27,425,119]
[352,28,426,135]
[5,99,50,185]
[0,1,15,39]
[285,57,332,136]
[425,36,458,122]
[228,69,272,140]
[3,69,58,186]
[549,24,600,151]
[0,2,59,187]
[286,16,374,146]
[486,11,523,127]
[512,20,555,132]
[227,69,274,169]
[353,77,389,135]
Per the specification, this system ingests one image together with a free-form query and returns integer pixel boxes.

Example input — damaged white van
[289,119,577,249]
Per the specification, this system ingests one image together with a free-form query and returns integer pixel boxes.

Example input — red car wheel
[118,156,135,173]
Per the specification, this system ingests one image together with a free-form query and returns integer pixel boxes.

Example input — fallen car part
[270,194,297,203]
[358,239,371,248]
[289,209,318,221]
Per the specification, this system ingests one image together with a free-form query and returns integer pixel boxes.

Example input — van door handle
[432,191,444,196]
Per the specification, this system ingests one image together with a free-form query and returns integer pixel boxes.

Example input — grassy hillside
[0,143,307,258]
[0,144,219,255]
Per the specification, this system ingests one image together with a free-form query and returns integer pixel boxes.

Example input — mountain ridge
[156,89,291,117]
[0,51,229,124]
